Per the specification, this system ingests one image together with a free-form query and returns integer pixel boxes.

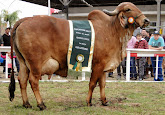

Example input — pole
[48,0,51,16]
[63,0,69,20]
[126,51,130,82]
[5,53,8,79]
[155,55,159,80]
[60,0,71,19]
[156,0,162,31]
[63,5,69,19]
[82,72,85,81]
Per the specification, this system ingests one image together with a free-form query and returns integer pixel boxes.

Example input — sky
[0,0,49,19]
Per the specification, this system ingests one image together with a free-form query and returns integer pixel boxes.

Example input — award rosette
[67,20,95,79]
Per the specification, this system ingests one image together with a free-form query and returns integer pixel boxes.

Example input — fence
[1,46,165,82]
[126,48,165,81]
[0,46,14,79]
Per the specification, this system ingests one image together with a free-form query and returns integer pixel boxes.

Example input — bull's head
[103,2,150,29]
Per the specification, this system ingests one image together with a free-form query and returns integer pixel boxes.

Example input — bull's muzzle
[142,18,150,28]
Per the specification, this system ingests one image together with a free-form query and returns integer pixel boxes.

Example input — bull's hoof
[87,102,92,106]
[37,102,47,110]
[102,101,109,106]
[23,102,32,108]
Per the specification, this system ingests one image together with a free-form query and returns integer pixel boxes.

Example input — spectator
[1,27,11,46]
[141,29,150,42]
[146,33,154,78]
[108,72,114,78]
[141,29,151,77]
[1,28,20,74]
[1,52,12,78]
[134,33,148,80]
[0,35,3,45]
[116,58,126,80]
[163,34,165,49]
[148,31,164,81]
[1,27,11,73]
[127,36,137,80]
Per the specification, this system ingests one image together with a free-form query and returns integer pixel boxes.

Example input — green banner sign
[68,20,95,75]
[70,20,92,67]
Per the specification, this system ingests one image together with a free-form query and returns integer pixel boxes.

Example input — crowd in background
[109,29,165,81]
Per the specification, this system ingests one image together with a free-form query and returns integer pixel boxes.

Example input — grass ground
[0,81,165,115]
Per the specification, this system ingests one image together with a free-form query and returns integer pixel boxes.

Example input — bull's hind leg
[29,72,46,110]
[99,72,108,106]
[18,62,32,108]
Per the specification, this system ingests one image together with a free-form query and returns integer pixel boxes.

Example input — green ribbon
[72,61,82,71]
[72,62,78,70]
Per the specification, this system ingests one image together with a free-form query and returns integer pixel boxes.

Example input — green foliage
[1,9,20,27]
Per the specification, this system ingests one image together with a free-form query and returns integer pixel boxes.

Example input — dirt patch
[120,103,141,107]
[157,108,165,111]
[157,91,165,95]
[53,96,84,106]
[92,97,127,111]
[109,97,127,104]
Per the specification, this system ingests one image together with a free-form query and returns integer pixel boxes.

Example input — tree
[1,9,20,28]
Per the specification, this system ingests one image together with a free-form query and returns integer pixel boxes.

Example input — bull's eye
[125,8,131,12]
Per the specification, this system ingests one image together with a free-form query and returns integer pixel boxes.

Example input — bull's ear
[118,12,128,28]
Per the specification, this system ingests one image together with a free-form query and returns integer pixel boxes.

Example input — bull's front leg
[86,65,104,106]
[86,72,98,106]
[99,72,108,106]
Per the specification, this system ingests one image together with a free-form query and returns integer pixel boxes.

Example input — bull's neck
[109,16,134,38]
[109,16,134,60]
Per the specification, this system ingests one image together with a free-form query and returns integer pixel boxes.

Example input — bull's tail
[9,17,31,101]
